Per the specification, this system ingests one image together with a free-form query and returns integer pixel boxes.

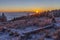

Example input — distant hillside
[9,9,60,21]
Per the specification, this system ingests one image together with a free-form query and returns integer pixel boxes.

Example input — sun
[36,10,39,13]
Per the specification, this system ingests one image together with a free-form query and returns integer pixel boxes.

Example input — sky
[0,0,60,12]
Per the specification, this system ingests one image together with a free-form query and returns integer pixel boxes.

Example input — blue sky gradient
[0,0,60,12]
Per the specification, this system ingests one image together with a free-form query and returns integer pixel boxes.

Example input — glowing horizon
[0,0,60,12]
[0,7,59,12]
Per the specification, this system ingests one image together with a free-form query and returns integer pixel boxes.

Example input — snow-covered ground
[0,23,55,40]
[0,17,60,40]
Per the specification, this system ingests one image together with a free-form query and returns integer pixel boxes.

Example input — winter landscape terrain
[0,10,60,40]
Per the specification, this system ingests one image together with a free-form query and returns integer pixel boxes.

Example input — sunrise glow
[0,0,60,12]
[35,10,39,13]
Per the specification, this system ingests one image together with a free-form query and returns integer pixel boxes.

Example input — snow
[55,23,60,26]
[55,17,60,20]
[0,33,10,40]
[45,38,54,40]
[0,25,57,40]
[7,24,52,35]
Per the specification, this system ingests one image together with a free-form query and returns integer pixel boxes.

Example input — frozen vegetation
[0,10,60,40]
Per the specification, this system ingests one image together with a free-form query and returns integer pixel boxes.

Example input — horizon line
[0,9,60,13]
